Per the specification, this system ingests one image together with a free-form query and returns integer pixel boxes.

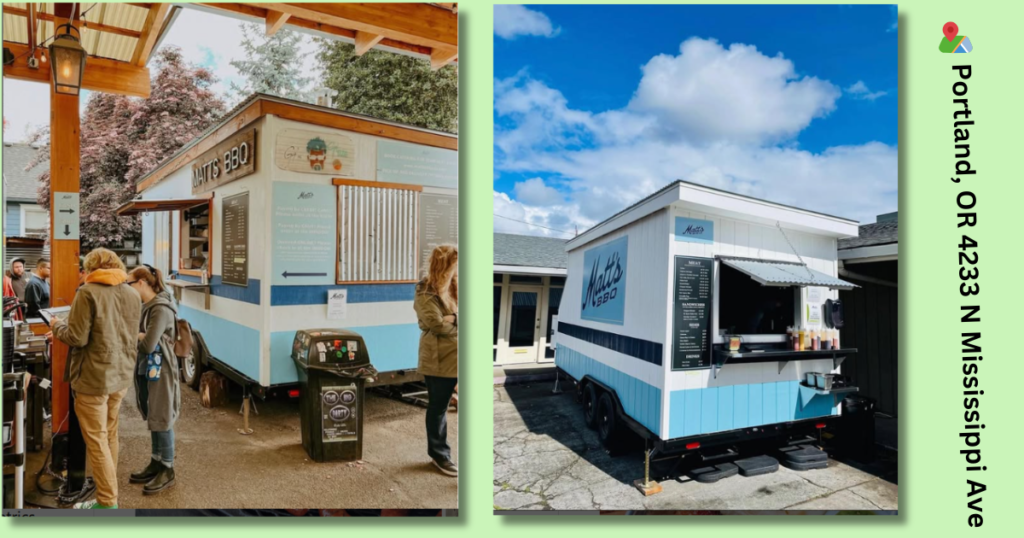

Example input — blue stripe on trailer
[555,346,661,437]
[179,305,261,383]
[175,275,261,305]
[557,322,663,366]
[269,323,421,385]
[668,381,840,438]
[270,283,416,306]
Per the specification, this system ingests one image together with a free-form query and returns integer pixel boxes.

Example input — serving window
[179,201,213,278]
[717,262,796,337]
[335,179,421,284]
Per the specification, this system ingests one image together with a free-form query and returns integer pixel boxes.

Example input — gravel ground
[494,383,896,512]
[27,381,458,509]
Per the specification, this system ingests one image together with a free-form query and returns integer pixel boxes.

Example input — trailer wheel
[596,392,626,452]
[181,337,205,391]
[582,383,599,429]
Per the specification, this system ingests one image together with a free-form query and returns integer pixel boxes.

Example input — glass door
[503,286,541,364]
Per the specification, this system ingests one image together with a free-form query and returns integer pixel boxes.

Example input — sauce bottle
[833,329,840,350]
[812,329,820,351]
[798,327,806,351]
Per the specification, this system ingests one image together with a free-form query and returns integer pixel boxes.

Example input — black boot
[143,466,176,495]
[130,459,165,484]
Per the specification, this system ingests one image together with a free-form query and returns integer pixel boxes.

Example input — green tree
[316,40,458,133]
[230,23,313,101]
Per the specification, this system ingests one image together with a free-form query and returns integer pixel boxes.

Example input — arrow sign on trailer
[59,208,75,214]
[282,271,328,278]
[64,225,70,236]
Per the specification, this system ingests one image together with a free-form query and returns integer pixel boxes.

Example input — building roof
[838,216,898,250]
[567,180,860,252]
[2,143,47,203]
[494,233,568,270]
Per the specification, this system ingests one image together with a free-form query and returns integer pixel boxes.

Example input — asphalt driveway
[494,382,897,512]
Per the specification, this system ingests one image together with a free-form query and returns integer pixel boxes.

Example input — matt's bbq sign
[192,128,256,194]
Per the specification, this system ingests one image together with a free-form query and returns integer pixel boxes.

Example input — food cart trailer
[118,94,458,407]
[552,180,860,489]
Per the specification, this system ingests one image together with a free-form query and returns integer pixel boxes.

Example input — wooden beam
[3,7,144,39]
[27,3,37,47]
[48,64,81,437]
[245,3,457,50]
[3,41,151,98]
[354,31,383,56]
[131,3,170,66]
[430,47,458,70]
[265,9,290,36]
[261,100,458,151]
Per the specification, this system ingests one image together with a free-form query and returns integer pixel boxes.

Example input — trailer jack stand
[551,369,563,394]
[633,446,663,496]
[237,388,255,436]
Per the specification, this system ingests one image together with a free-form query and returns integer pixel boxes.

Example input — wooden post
[48,4,81,436]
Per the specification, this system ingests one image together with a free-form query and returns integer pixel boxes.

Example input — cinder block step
[783,458,828,471]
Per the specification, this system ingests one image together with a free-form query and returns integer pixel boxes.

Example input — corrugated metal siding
[3,243,50,270]
[3,3,148,63]
[338,185,417,283]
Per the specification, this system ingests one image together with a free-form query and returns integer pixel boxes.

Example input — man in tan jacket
[50,248,142,509]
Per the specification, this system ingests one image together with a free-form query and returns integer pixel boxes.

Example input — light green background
[3,0,1023,534]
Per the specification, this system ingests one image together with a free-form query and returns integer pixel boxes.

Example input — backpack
[151,303,194,359]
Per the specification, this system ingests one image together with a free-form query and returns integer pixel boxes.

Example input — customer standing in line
[23,258,51,318]
[9,258,28,300]
[413,244,459,477]
[49,248,142,509]
[127,264,181,495]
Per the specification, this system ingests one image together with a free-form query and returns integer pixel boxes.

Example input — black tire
[181,334,204,390]
[596,392,625,452]
[582,383,599,429]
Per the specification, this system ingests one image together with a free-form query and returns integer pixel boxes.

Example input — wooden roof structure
[2,2,459,97]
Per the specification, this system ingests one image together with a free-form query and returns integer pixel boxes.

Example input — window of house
[21,205,48,238]
[180,202,213,277]
[718,262,795,335]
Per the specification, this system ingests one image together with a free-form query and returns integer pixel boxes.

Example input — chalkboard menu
[221,192,249,286]
[419,194,459,271]
[672,256,713,370]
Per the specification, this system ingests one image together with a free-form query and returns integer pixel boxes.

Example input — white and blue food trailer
[553,180,860,475]
[119,94,458,399]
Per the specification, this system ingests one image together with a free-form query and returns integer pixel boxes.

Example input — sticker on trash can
[348,340,358,352]
[322,384,357,443]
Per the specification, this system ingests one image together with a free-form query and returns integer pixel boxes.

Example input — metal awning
[116,197,210,216]
[720,256,858,290]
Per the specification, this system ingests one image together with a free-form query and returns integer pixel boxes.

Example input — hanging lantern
[49,23,87,95]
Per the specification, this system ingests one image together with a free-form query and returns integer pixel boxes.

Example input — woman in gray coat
[127,265,181,495]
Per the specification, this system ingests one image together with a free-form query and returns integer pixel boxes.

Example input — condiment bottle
[791,327,799,351]
[812,329,820,350]
[798,328,806,351]
[833,330,840,349]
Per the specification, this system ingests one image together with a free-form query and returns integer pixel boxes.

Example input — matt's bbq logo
[674,216,714,244]
[582,251,624,311]
[680,224,704,237]
[580,236,628,324]
[191,128,256,194]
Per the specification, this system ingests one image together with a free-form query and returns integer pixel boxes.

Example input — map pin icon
[943,21,959,42]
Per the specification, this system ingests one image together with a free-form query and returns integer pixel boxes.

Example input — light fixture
[48,23,87,95]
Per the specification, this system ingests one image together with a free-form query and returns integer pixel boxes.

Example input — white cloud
[494,5,560,40]
[846,80,888,101]
[629,38,841,144]
[494,39,897,233]
[513,177,565,206]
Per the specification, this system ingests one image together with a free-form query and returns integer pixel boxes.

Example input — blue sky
[494,4,898,237]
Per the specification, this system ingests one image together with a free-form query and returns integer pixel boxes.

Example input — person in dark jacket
[413,245,458,477]
[127,264,181,495]
[23,259,51,318]
[9,258,28,300]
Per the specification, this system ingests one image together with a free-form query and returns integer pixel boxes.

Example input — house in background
[2,143,50,270]
[838,211,898,420]
[3,142,143,269]
[493,233,569,365]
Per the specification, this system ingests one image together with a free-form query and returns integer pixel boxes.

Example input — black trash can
[291,329,378,462]
[842,395,876,462]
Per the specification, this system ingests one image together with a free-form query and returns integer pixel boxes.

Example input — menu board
[221,192,249,286]
[419,194,459,271]
[672,256,714,370]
